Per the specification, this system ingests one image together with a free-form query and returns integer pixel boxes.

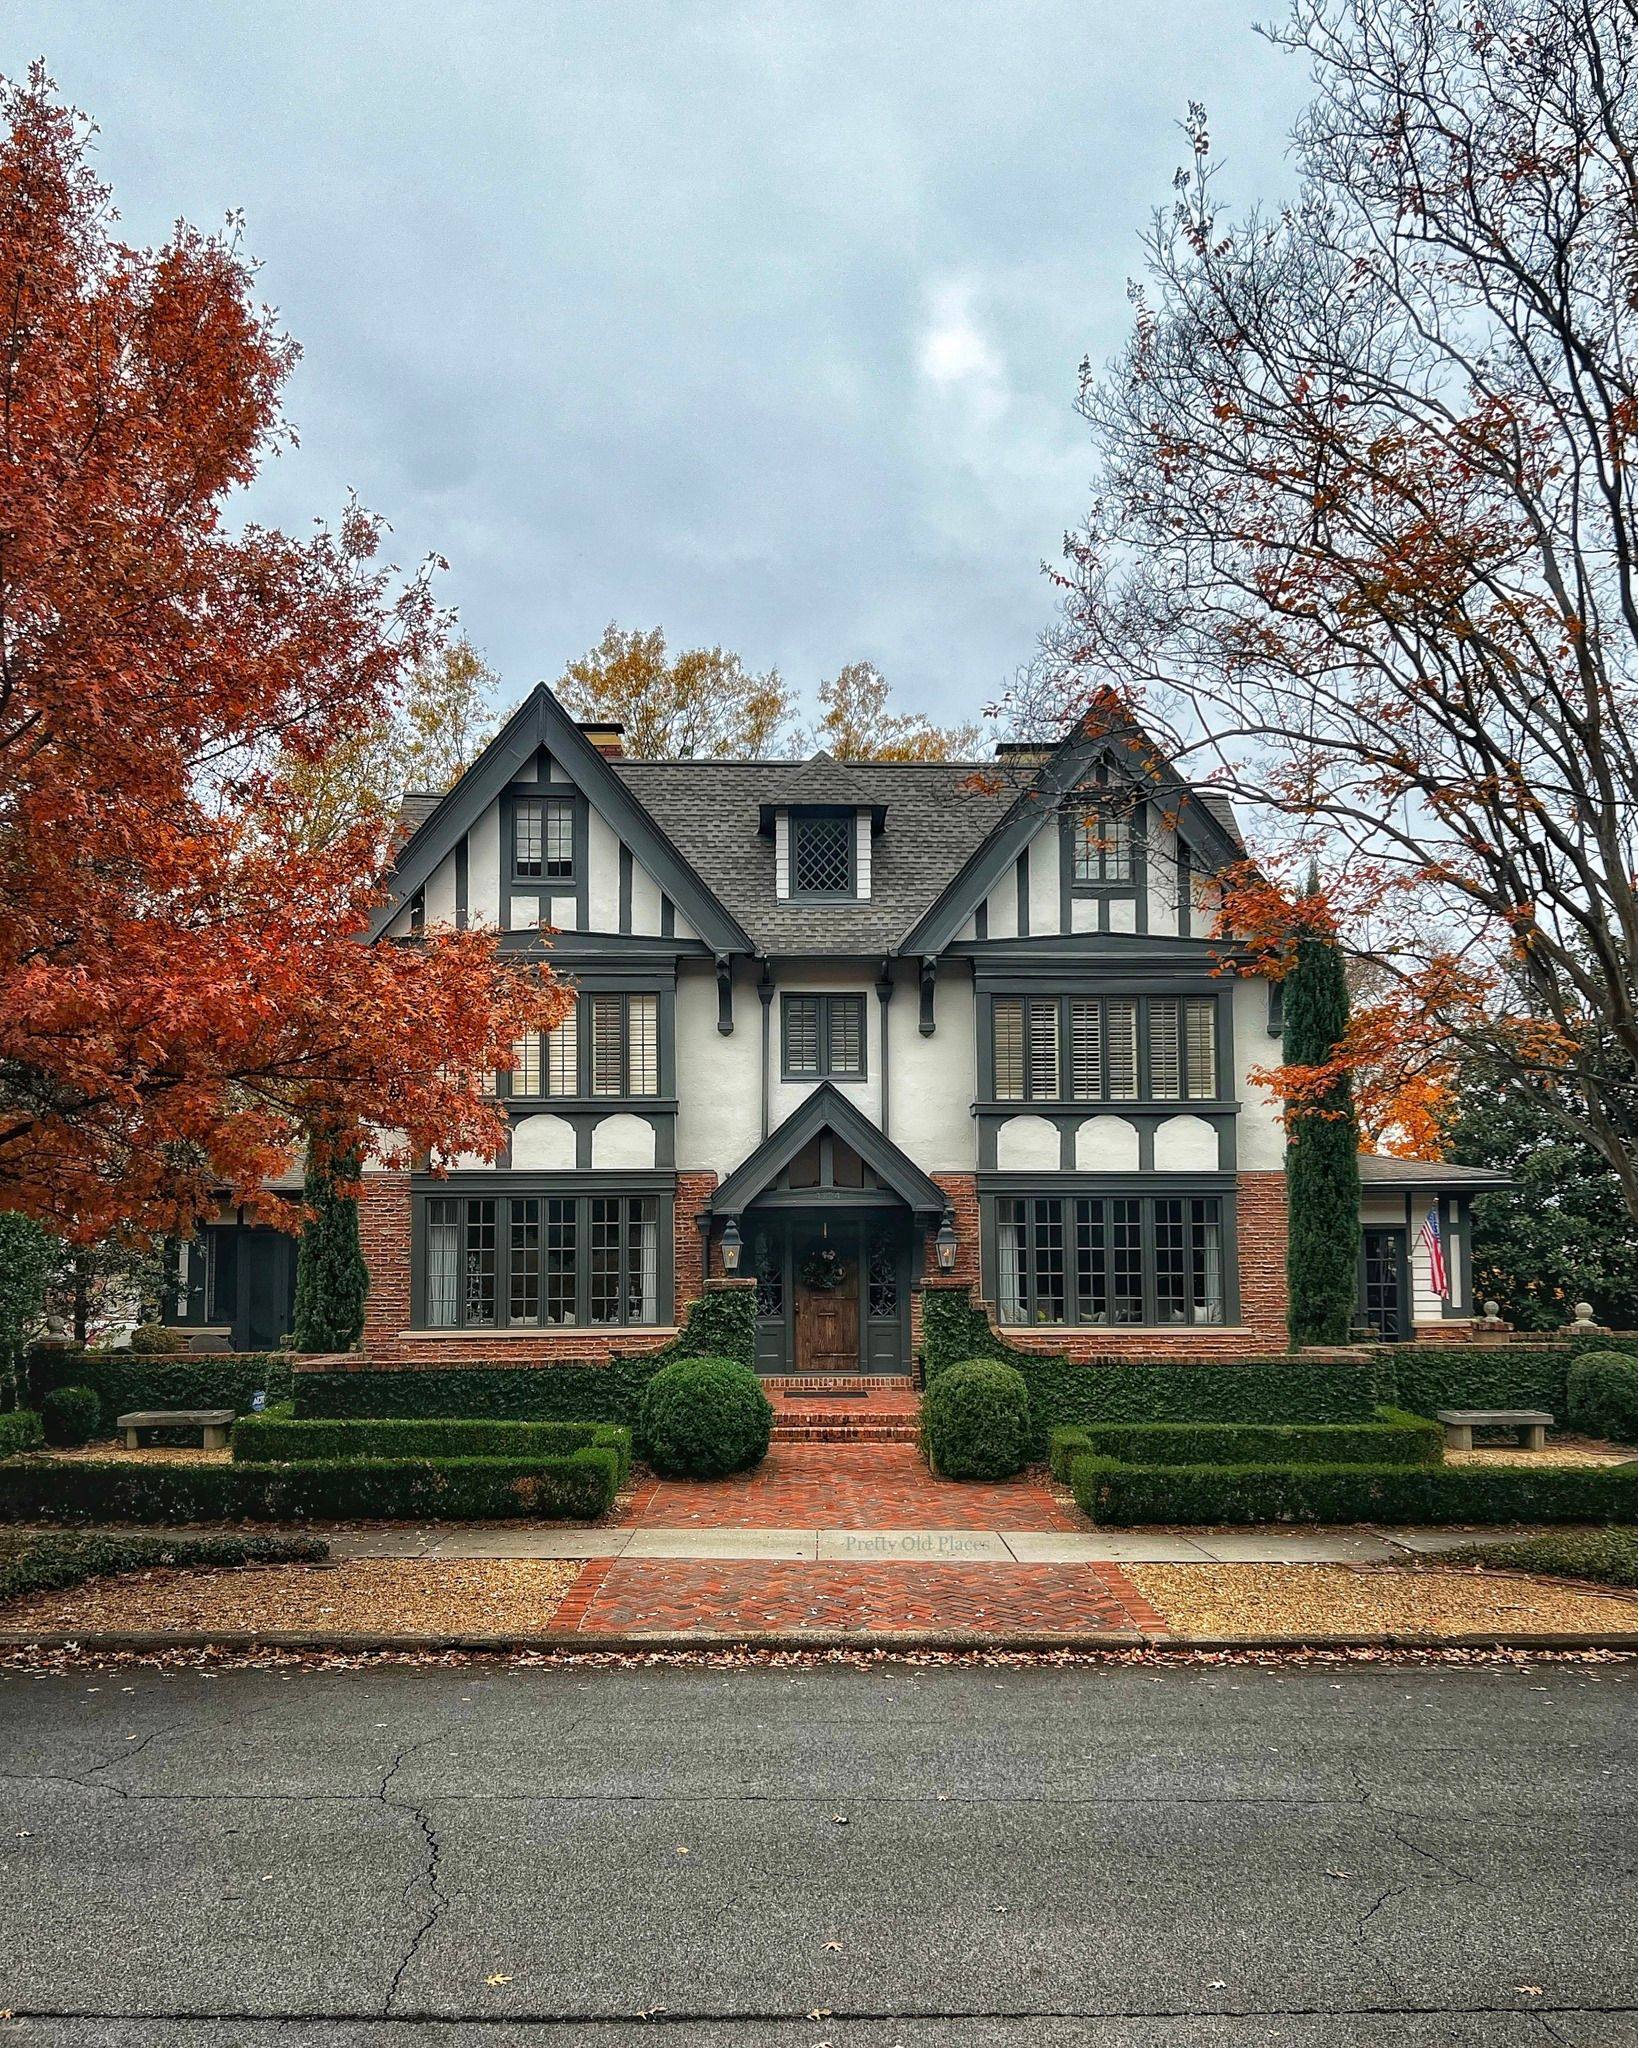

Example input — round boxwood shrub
[40,1384,101,1449]
[921,1358,1031,1480]
[1567,1351,1637,1445]
[636,1356,773,1479]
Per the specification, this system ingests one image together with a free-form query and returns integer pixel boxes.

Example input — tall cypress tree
[1283,928,1361,1347]
[291,1131,368,1354]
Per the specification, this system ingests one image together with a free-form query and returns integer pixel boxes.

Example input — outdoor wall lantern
[934,1209,958,1273]
[720,1215,743,1274]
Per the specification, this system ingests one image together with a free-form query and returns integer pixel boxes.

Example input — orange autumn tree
[0,69,565,1243]
[1040,0,1635,1209]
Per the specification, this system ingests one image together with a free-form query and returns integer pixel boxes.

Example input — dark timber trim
[710,1081,946,1219]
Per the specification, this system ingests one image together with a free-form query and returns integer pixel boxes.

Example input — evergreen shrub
[921,1359,1031,1479]
[636,1357,772,1479]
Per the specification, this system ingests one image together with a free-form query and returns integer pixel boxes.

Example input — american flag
[1417,1205,1449,1300]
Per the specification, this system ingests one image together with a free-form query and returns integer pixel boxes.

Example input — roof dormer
[759,754,887,905]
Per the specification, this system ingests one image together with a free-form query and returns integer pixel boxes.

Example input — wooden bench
[1436,1407,1552,1454]
[116,1409,235,1451]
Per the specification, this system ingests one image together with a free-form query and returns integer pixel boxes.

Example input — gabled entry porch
[705,1083,949,1379]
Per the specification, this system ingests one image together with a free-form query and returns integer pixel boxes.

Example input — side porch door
[1358,1226,1408,1342]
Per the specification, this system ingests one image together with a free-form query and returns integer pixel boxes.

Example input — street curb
[0,1627,1632,1655]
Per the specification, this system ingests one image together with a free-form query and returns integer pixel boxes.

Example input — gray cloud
[10,0,1310,726]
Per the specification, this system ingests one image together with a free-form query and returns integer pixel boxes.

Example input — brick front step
[772,1423,921,1443]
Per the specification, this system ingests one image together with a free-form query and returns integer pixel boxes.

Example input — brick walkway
[620,1444,1079,1531]
[554,1556,1166,1636]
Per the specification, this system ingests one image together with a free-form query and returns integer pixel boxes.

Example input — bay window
[421,1190,666,1328]
[994,1193,1227,1326]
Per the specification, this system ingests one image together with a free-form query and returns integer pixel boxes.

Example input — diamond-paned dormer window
[791,809,854,897]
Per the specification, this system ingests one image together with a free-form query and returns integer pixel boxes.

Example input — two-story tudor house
[167,682,1504,1365]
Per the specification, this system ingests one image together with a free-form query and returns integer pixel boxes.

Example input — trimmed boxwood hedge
[27,1350,293,1430]
[921,1288,1634,1451]
[40,1385,100,1449]
[921,1359,1031,1479]
[637,1357,772,1479]
[1566,1351,1637,1445]
[1068,1453,1637,1527]
[0,1530,330,1605]
[0,1449,621,1525]
[291,1286,758,1423]
[232,1414,632,1484]
[1047,1408,1442,1481]
[0,1411,43,1459]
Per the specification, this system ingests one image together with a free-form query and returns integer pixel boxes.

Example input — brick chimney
[577,720,626,759]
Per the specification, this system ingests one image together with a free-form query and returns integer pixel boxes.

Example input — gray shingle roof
[1358,1156,1511,1189]
[613,758,1014,953]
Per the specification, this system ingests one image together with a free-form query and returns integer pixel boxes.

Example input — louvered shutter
[993,999,1025,1099]
[828,996,864,1076]
[1184,998,1217,1098]
[627,995,658,1095]
[1106,1000,1139,1098]
[1149,999,1182,1098]
[784,996,821,1075]
[590,995,624,1096]
[1069,1000,1101,1099]
[1028,1001,1060,1099]
[546,1008,577,1095]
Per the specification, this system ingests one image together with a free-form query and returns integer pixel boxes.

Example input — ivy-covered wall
[292,1284,758,1422]
[28,1352,295,1431]
[919,1286,1625,1457]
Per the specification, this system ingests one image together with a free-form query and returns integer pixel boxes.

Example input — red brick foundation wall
[916,1167,1291,1364]
[354,1169,718,1369]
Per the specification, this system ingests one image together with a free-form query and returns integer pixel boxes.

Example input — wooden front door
[794,1242,860,1374]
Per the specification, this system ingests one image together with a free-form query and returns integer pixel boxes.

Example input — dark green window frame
[989,993,1220,1103]
[789,807,857,900]
[416,1186,672,1330]
[992,1191,1228,1328]
[781,992,867,1080]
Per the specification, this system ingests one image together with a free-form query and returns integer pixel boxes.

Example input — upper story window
[512,796,575,883]
[991,994,1218,1102]
[502,994,658,1100]
[1071,806,1133,884]
[791,809,855,898]
[782,993,867,1080]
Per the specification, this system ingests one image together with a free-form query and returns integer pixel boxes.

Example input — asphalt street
[0,1656,1632,2046]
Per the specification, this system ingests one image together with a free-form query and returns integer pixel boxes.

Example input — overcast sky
[12,3,1313,730]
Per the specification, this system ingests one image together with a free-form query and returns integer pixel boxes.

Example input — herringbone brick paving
[563,1557,1162,1635]
[617,1443,1080,1530]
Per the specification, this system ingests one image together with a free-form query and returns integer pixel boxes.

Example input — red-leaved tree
[0,69,565,1241]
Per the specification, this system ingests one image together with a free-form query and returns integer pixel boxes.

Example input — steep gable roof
[369,685,753,954]
[898,711,1248,957]
[709,1081,948,1217]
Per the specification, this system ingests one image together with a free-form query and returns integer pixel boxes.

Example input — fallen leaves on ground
[0,1558,582,1636]
[1128,1562,1635,1639]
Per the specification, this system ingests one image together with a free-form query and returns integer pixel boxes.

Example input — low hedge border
[0,1530,329,1605]
[232,1415,631,1486]
[26,1351,294,1430]
[291,1287,758,1423]
[0,1449,621,1525]
[1068,1453,1638,1527]
[0,1411,43,1460]
[1047,1408,1442,1481]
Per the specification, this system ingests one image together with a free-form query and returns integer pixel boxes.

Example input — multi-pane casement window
[990,995,1218,1101]
[995,1194,1226,1326]
[503,996,657,1100]
[790,810,855,898]
[1071,807,1133,883]
[781,993,867,1079]
[511,796,575,884]
[424,1192,661,1328]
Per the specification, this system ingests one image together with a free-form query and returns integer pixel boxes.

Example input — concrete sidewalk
[318,1522,1520,1564]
